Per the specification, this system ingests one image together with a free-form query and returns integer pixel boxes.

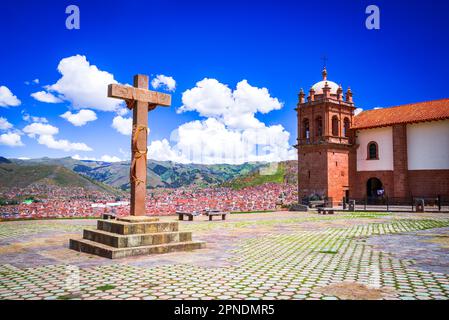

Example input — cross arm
[108,84,171,108]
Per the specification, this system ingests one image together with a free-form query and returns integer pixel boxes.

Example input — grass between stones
[96,284,116,291]
[319,250,339,254]
[57,292,82,300]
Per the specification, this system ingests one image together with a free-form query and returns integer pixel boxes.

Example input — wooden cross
[108,75,171,216]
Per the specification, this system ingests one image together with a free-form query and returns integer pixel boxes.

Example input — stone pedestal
[69,216,206,259]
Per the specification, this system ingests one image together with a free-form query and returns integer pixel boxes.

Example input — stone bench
[289,203,309,212]
[205,211,228,221]
[317,207,335,215]
[309,200,325,208]
[176,212,198,221]
[102,213,117,220]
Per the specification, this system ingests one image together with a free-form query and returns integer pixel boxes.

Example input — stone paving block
[2,215,449,300]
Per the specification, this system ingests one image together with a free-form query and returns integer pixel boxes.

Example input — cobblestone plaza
[1,212,449,300]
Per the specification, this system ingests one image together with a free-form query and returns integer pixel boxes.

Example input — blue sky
[1,0,449,163]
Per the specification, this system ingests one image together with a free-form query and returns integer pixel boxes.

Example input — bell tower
[295,68,356,204]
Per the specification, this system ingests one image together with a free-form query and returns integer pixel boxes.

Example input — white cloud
[150,78,294,164]
[31,91,63,103]
[151,75,176,92]
[72,154,122,162]
[44,55,122,111]
[61,109,97,126]
[23,122,92,152]
[0,86,21,107]
[151,118,296,164]
[99,155,122,162]
[22,112,48,123]
[112,115,133,135]
[0,117,13,130]
[25,79,39,86]
[116,107,129,116]
[178,78,282,130]
[147,139,189,163]
[178,78,233,119]
[37,134,92,152]
[0,133,24,147]
[23,123,59,138]
[354,108,363,116]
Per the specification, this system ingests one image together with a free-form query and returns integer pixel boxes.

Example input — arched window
[315,116,323,137]
[343,117,350,137]
[331,116,339,136]
[367,141,379,160]
[302,118,310,139]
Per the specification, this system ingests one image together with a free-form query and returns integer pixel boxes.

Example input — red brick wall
[298,145,350,202]
[327,149,349,202]
[408,170,449,197]
[351,170,449,198]
[350,171,394,199]
[298,147,328,199]
[392,124,410,197]
[348,131,358,199]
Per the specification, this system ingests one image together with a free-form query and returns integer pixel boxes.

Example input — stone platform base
[69,216,206,259]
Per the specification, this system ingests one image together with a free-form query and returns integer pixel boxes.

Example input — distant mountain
[0,161,120,196]
[222,161,298,190]
[0,157,12,164]
[7,157,268,190]
[2,157,298,192]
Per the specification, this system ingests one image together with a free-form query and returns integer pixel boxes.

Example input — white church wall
[356,127,394,171]
[407,120,449,170]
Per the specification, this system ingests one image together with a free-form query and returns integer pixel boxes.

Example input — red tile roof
[353,98,449,130]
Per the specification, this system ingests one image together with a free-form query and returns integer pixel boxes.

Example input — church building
[295,68,449,203]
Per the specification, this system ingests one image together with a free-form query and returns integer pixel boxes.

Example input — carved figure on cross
[108,75,171,216]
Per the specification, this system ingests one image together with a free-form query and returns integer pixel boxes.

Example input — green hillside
[222,161,298,190]
[0,162,121,196]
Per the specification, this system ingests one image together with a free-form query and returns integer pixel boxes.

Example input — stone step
[97,219,179,235]
[117,216,159,223]
[83,229,192,248]
[69,238,206,259]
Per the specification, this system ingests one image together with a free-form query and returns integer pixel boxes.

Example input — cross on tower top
[321,55,328,68]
